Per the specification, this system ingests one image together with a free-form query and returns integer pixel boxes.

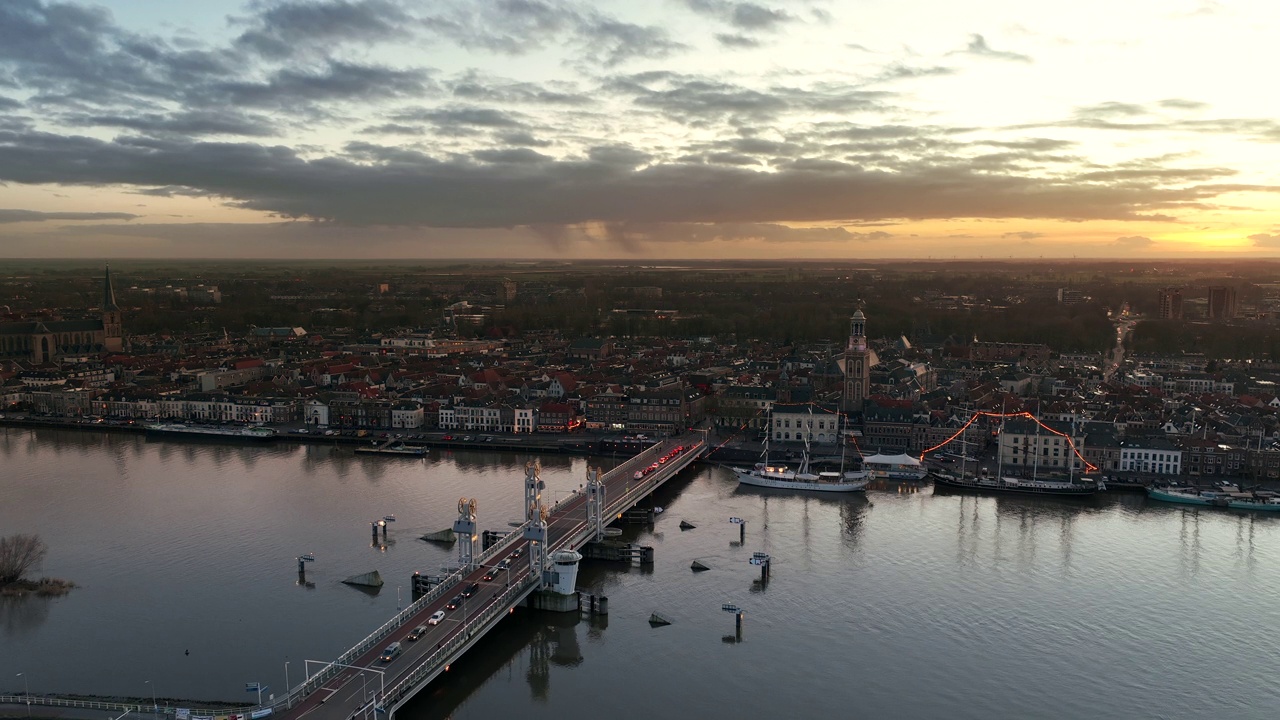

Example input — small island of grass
[0,533,75,597]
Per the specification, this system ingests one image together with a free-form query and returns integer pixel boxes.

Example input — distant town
[4,259,1280,482]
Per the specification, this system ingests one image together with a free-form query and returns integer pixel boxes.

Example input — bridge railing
[382,574,540,709]
[0,696,161,714]
[294,521,531,708]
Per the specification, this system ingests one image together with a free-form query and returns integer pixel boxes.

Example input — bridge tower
[524,460,544,523]
[522,504,549,588]
[453,497,478,569]
[585,465,606,542]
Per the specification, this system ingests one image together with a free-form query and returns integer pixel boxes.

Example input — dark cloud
[683,1,794,31]
[596,222,889,246]
[425,1,684,67]
[716,33,762,48]
[234,0,414,58]
[472,147,553,164]
[0,96,21,111]
[360,123,425,135]
[613,73,890,124]
[956,34,1032,63]
[580,15,688,67]
[873,63,955,83]
[1249,233,1280,248]
[0,208,139,223]
[208,61,434,109]
[0,128,1243,228]
[61,108,277,137]
[448,71,590,105]
[498,130,553,147]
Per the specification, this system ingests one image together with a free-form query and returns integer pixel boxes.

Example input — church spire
[103,263,119,312]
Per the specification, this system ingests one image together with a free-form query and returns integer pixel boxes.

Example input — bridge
[274,433,707,720]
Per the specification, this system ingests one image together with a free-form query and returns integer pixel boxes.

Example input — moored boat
[932,470,1103,496]
[1146,485,1229,507]
[145,423,277,440]
[735,408,868,493]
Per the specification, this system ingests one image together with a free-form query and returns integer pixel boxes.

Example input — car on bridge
[446,595,463,610]
[482,567,498,581]
[462,582,480,597]
[510,547,524,560]
[379,642,402,663]
[408,624,429,640]
[427,610,446,626]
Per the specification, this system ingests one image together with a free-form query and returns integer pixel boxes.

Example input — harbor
[3,426,1280,720]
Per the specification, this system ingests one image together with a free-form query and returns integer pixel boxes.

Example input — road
[284,437,693,720]
[1105,314,1135,382]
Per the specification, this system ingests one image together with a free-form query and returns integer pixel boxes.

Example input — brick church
[0,265,124,362]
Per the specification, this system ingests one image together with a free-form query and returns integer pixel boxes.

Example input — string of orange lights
[919,410,1097,473]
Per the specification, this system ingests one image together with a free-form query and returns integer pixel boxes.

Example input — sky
[1,0,1279,259]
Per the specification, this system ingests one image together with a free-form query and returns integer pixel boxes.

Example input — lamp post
[16,673,29,718]
[144,680,156,712]
[284,662,290,709]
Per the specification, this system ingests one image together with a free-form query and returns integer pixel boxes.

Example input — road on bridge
[283,436,698,720]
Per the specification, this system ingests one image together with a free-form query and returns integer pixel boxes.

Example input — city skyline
[1,0,1279,259]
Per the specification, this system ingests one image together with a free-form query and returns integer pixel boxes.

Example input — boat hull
[734,468,867,493]
[1145,487,1219,506]
[144,424,277,441]
[931,472,1099,497]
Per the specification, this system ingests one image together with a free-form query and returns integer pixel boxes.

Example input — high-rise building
[1208,286,1237,320]
[842,310,871,412]
[1157,287,1183,320]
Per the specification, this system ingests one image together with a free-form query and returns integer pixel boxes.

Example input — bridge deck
[279,434,706,720]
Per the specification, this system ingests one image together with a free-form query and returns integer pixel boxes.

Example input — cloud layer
[0,0,1277,256]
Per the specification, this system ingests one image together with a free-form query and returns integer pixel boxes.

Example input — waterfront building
[999,417,1086,473]
[0,264,124,361]
[1118,436,1183,475]
[771,402,842,445]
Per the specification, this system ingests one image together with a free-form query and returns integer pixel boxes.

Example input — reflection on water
[5,428,1280,720]
[0,596,52,639]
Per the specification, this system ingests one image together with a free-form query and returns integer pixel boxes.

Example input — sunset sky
[1,0,1279,259]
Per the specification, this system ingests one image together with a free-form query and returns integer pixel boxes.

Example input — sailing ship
[930,411,1103,497]
[734,408,868,493]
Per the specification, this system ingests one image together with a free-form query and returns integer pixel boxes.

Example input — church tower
[842,309,870,412]
[102,263,123,352]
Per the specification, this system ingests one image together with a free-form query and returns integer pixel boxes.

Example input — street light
[283,662,291,709]
[144,680,155,711]
[16,673,29,718]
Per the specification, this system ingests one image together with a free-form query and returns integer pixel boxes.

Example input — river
[2,427,1278,719]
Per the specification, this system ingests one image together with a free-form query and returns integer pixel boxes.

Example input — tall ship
[928,412,1103,497]
[734,410,868,493]
[863,453,928,481]
[145,423,277,441]
[931,471,1104,496]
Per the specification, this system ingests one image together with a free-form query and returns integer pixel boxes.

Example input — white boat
[734,409,868,493]
[862,453,928,481]
[145,423,277,440]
